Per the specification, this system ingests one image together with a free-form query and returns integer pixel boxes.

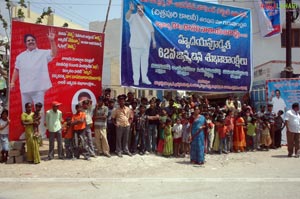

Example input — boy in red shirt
[63,117,74,159]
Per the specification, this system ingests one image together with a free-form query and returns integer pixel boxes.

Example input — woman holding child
[21,103,40,164]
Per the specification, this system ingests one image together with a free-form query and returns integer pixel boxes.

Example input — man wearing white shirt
[10,31,57,138]
[270,89,287,115]
[126,2,156,86]
[285,103,300,158]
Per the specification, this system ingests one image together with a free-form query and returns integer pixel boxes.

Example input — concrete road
[0,146,299,199]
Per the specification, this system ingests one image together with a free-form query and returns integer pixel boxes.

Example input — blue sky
[0,0,122,32]
[29,0,122,29]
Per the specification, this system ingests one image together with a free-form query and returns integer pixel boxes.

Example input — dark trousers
[48,130,63,159]
[287,131,300,156]
[107,122,116,153]
[115,126,130,154]
[74,130,90,159]
[274,129,282,148]
[133,129,146,153]
[64,138,74,159]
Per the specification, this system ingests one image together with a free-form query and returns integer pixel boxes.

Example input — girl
[181,113,190,157]
[247,117,257,151]
[261,117,272,151]
[172,118,183,157]
[205,113,215,154]
[0,109,10,163]
[216,116,228,154]
[233,112,246,152]
[163,118,173,157]
[157,109,168,155]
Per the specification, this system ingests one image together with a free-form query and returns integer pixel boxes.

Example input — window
[149,90,153,96]
[281,28,300,47]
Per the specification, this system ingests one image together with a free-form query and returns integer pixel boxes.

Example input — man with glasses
[126,2,156,86]
[10,30,57,138]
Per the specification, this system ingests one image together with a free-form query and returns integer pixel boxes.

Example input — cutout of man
[10,29,57,138]
[126,2,156,86]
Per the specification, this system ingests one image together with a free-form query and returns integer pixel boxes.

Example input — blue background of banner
[121,0,252,92]
[267,79,300,111]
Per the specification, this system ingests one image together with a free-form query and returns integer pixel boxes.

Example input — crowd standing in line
[1,90,300,165]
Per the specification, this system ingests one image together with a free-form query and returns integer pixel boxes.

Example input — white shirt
[285,109,300,133]
[172,123,183,139]
[15,48,53,93]
[126,13,154,49]
[271,97,286,115]
[0,119,9,135]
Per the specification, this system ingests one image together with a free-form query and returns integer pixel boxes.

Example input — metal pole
[285,0,293,78]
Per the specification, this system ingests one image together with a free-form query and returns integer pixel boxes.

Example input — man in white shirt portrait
[126,2,156,86]
[270,89,287,115]
[10,30,58,138]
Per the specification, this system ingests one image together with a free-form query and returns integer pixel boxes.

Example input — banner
[254,0,281,37]
[121,0,252,92]
[9,21,104,141]
[266,78,300,112]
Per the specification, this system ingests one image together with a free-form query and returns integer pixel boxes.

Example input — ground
[0,141,300,199]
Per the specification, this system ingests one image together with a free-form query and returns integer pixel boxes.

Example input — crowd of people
[1,89,299,165]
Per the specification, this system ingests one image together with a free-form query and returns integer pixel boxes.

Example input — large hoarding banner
[9,21,104,141]
[121,0,252,92]
[266,78,300,112]
[254,0,281,37]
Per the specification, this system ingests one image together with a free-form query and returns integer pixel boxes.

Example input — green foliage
[36,7,53,24]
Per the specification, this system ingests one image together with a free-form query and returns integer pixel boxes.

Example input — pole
[285,0,293,78]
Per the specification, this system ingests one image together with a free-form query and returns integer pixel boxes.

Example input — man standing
[11,30,58,138]
[93,97,110,157]
[126,2,156,85]
[45,101,63,160]
[107,99,116,153]
[112,95,133,157]
[285,103,300,158]
[145,99,160,153]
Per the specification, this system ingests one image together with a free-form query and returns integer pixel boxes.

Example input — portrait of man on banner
[125,1,156,86]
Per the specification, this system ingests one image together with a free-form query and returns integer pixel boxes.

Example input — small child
[261,118,272,151]
[157,109,168,155]
[247,118,257,151]
[163,118,173,157]
[205,113,215,154]
[181,113,190,156]
[0,109,10,163]
[33,103,43,146]
[216,116,228,154]
[172,118,183,157]
[63,117,74,159]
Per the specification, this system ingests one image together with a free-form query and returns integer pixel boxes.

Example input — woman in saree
[189,106,207,165]
[21,102,40,164]
[233,112,246,152]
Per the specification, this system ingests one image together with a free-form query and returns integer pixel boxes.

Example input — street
[0,143,300,199]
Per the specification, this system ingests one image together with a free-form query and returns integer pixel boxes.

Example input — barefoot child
[172,118,183,157]
[163,118,173,157]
